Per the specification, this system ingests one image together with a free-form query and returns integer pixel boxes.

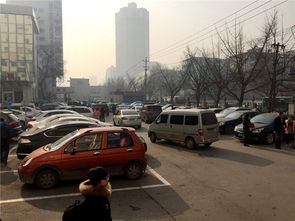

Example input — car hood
[21,144,59,163]
[216,113,226,118]
[218,117,235,123]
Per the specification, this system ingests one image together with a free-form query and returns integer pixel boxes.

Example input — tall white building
[115,2,149,79]
[6,0,63,101]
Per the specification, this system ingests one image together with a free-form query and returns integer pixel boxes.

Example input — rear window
[72,108,91,113]
[170,115,184,125]
[122,111,138,115]
[201,112,217,125]
[8,113,19,122]
[185,115,198,125]
[147,106,162,111]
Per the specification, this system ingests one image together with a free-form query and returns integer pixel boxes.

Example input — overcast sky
[2,0,294,85]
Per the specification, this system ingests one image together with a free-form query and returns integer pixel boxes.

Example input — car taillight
[27,124,33,129]
[8,121,17,126]
[198,129,204,136]
[122,117,128,120]
[26,116,33,119]
[19,138,31,144]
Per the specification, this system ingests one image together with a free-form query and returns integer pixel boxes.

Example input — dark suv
[140,104,162,123]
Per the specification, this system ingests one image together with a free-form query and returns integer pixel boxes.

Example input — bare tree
[183,49,209,107]
[217,20,272,106]
[152,65,187,103]
[38,46,63,102]
[259,12,295,112]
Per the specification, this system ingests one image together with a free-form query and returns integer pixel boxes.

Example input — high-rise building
[6,0,63,101]
[115,2,149,79]
[0,4,39,104]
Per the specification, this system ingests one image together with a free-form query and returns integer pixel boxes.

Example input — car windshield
[122,111,138,115]
[251,114,277,124]
[45,130,79,151]
[219,108,236,116]
[226,112,244,119]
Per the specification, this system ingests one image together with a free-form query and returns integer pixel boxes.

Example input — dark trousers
[286,134,294,145]
[244,131,250,145]
[275,131,283,149]
[1,139,10,166]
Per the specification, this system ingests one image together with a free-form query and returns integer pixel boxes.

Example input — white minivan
[148,109,219,149]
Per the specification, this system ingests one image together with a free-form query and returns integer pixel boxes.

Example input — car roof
[78,126,136,134]
[162,108,215,114]
[0,110,12,114]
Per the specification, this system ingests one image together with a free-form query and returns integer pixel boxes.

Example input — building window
[0,24,8,32]
[9,23,16,33]
[25,35,32,44]
[1,33,8,42]
[0,14,8,23]
[9,34,16,43]
[16,15,24,24]
[8,15,16,23]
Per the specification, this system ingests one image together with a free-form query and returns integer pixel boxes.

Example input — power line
[151,0,275,59]
[150,0,263,57]
[151,0,289,60]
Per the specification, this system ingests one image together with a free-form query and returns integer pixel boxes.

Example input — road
[1,121,295,221]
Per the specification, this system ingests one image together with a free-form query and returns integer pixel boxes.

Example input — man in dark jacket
[243,114,251,146]
[0,118,11,167]
[274,112,285,149]
[63,167,112,221]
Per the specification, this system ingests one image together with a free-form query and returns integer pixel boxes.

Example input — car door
[169,115,185,141]
[153,114,169,139]
[60,133,103,179]
[100,132,136,174]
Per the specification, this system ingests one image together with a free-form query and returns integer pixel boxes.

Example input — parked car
[0,110,23,137]
[9,109,31,129]
[40,103,64,110]
[113,109,142,128]
[234,113,282,144]
[209,108,224,113]
[218,110,260,134]
[216,107,252,118]
[61,106,93,117]
[140,104,162,123]
[148,109,219,149]
[16,121,100,159]
[31,110,78,121]
[18,127,147,189]
[27,113,81,131]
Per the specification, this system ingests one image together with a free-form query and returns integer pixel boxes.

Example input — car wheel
[125,162,143,180]
[150,132,157,143]
[185,137,195,149]
[205,142,212,147]
[35,169,59,189]
[265,133,275,144]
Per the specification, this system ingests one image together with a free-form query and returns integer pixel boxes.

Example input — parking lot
[1,123,295,221]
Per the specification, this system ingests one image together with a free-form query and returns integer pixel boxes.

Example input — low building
[0,4,39,105]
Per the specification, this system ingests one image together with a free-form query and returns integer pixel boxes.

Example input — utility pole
[269,42,286,112]
[144,57,148,101]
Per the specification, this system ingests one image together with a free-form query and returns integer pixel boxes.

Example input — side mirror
[71,147,78,155]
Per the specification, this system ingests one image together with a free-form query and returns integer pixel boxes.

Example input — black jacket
[274,116,284,133]
[63,180,112,221]
[243,118,251,133]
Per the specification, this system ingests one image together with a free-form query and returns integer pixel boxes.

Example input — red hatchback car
[18,127,147,189]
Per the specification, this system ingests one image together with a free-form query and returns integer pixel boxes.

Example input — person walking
[274,112,285,149]
[63,167,112,221]
[285,116,295,146]
[92,108,101,120]
[243,114,251,146]
[100,107,105,122]
[0,118,11,167]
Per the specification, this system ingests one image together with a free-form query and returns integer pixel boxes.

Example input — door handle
[93,152,101,156]
[126,148,134,152]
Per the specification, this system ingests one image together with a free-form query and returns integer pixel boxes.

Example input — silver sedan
[113,109,142,128]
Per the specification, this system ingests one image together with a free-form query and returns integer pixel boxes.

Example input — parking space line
[0,167,171,205]
[0,170,17,174]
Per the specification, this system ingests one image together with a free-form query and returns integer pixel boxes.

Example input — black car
[234,113,279,144]
[16,121,100,159]
[218,110,260,134]
[0,110,23,137]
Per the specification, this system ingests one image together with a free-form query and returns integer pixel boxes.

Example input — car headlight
[23,158,33,167]
[219,122,225,126]
[252,128,264,133]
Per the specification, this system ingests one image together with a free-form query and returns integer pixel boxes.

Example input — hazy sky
[2,0,294,85]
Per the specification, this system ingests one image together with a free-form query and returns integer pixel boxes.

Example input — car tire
[265,133,275,144]
[185,137,195,149]
[35,169,59,189]
[150,132,157,143]
[125,162,143,180]
[205,142,212,147]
